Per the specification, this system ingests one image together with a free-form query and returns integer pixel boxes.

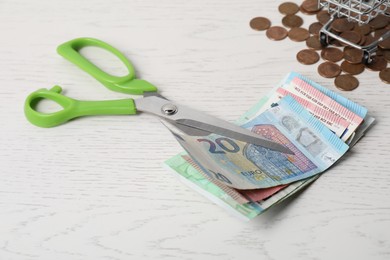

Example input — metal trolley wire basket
[318,0,390,63]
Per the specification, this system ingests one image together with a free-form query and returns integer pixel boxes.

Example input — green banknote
[165,152,319,220]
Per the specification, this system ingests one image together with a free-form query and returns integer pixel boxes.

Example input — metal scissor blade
[163,119,211,136]
[135,96,294,154]
[168,118,294,154]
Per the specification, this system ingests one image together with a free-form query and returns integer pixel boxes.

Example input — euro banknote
[261,87,350,137]
[237,72,371,146]
[282,77,363,141]
[165,95,349,189]
[182,154,287,203]
[165,153,319,220]
[243,72,366,141]
[165,72,374,220]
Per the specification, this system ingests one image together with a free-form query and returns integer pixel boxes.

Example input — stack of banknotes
[165,72,375,221]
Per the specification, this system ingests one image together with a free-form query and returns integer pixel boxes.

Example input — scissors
[24,37,292,154]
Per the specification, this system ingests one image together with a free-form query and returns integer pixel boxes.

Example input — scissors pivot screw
[161,104,178,116]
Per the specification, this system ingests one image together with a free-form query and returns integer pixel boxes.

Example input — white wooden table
[1,0,389,259]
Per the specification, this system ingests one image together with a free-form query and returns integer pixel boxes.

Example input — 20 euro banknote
[165,95,349,189]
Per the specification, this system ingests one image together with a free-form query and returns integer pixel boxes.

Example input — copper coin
[369,14,389,30]
[340,60,365,75]
[301,0,321,14]
[282,15,304,28]
[321,47,344,62]
[344,47,364,64]
[364,35,376,46]
[358,35,367,45]
[297,49,320,65]
[375,28,389,38]
[306,35,323,50]
[340,31,361,45]
[377,48,384,56]
[299,5,311,15]
[318,62,342,78]
[378,5,388,12]
[331,37,343,47]
[379,38,390,50]
[379,68,390,84]
[309,22,322,35]
[334,74,359,91]
[288,27,310,41]
[382,5,390,13]
[331,18,355,32]
[354,24,371,35]
[366,56,388,71]
[316,10,331,25]
[266,26,288,41]
[279,2,299,15]
[358,15,371,24]
[384,50,390,62]
[330,34,342,47]
[250,17,271,31]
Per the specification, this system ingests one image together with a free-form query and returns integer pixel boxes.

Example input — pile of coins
[249,0,390,90]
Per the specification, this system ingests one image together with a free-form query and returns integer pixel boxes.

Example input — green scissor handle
[24,37,158,127]
[57,37,158,95]
[24,85,136,128]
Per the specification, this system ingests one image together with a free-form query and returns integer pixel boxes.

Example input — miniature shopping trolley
[318,0,390,63]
